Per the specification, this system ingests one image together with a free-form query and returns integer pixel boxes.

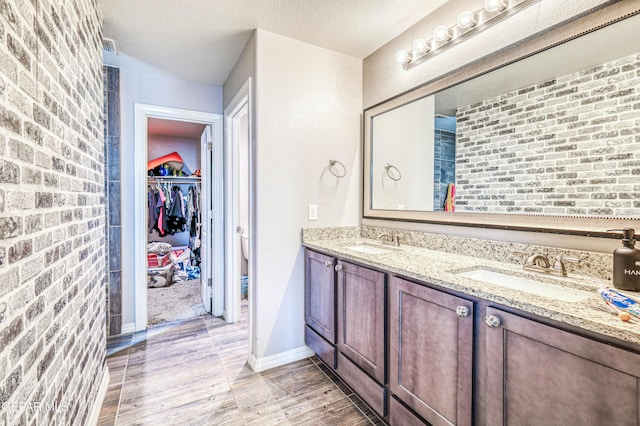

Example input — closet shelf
[148,176,201,183]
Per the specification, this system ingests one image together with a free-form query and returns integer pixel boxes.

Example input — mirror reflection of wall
[434,116,456,211]
[371,95,435,211]
[454,50,640,217]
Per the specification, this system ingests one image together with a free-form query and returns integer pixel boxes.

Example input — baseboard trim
[88,366,109,426]
[249,345,315,373]
[121,323,136,334]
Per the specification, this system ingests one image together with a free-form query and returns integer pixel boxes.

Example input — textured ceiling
[99,0,451,86]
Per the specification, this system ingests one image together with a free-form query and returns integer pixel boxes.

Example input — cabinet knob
[456,306,469,318]
[485,315,501,328]
[335,264,343,272]
[324,260,333,267]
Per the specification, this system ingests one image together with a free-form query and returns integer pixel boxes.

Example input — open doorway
[145,118,207,325]
[224,79,253,348]
[133,104,223,331]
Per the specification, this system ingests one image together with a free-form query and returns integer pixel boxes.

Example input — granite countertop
[303,236,640,348]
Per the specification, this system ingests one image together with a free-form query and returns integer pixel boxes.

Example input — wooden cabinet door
[337,260,386,384]
[389,277,473,426]
[304,250,336,343]
[485,307,640,426]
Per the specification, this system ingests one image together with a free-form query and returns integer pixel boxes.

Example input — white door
[200,126,213,312]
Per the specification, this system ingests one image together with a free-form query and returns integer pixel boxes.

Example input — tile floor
[97,305,384,425]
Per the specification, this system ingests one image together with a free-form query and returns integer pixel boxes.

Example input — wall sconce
[395,0,539,69]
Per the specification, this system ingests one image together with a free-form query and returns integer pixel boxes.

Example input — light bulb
[412,38,428,55]
[484,0,508,13]
[457,11,477,29]
[395,49,410,64]
[433,25,451,43]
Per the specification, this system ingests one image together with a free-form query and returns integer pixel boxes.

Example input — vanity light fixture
[396,0,539,70]
[433,25,451,43]
[457,10,477,30]
[412,38,429,56]
[484,0,509,13]
[395,49,410,65]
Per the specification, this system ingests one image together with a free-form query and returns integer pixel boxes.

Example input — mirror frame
[363,1,640,238]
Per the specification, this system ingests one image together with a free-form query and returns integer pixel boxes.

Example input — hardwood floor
[97,306,384,425]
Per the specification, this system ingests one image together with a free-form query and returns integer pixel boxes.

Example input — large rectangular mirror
[364,3,640,236]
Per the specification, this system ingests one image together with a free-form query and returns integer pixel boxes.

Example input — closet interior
[146,118,208,325]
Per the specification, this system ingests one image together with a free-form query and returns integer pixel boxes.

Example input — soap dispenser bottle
[608,228,640,291]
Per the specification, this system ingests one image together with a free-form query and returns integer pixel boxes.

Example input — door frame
[133,104,223,331]
[223,78,254,334]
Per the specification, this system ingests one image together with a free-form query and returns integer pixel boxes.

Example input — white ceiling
[147,118,207,139]
[99,0,451,86]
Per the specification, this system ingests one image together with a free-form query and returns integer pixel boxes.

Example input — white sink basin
[457,269,592,303]
[345,244,396,255]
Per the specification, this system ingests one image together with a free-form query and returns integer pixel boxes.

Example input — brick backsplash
[0,0,106,425]
[456,52,640,216]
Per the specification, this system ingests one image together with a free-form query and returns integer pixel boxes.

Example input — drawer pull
[485,315,501,328]
[324,260,333,267]
[335,264,343,272]
[456,306,469,318]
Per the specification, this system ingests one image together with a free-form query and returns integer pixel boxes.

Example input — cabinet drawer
[390,397,428,426]
[305,325,336,368]
[336,352,386,417]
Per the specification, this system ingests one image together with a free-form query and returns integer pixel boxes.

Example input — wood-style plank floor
[97,304,384,425]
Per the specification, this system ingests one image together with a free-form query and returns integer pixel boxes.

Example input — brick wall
[456,52,640,216]
[0,0,106,424]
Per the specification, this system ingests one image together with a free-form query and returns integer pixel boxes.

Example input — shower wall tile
[108,182,121,226]
[104,65,123,336]
[109,271,122,315]
[107,136,121,181]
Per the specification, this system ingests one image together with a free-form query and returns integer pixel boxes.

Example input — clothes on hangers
[147,187,166,236]
[148,182,201,238]
[166,185,186,234]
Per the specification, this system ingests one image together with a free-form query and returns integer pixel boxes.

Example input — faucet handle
[552,255,579,276]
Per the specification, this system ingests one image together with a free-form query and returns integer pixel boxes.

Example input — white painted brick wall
[0,0,106,424]
[457,52,640,217]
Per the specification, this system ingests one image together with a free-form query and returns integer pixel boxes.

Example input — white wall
[362,0,622,254]
[371,95,435,211]
[252,30,362,359]
[148,135,201,175]
[103,52,223,325]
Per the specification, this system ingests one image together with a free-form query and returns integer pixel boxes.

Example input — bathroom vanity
[303,229,640,426]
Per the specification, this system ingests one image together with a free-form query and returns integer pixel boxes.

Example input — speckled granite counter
[302,228,640,349]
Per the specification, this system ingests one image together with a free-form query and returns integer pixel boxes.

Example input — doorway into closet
[134,104,223,332]
[146,118,208,325]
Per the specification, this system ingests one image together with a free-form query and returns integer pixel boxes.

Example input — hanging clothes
[148,186,158,233]
[157,188,169,236]
[166,185,186,234]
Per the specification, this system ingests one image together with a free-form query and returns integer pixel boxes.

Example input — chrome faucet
[378,233,400,247]
[515,251,578,277]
